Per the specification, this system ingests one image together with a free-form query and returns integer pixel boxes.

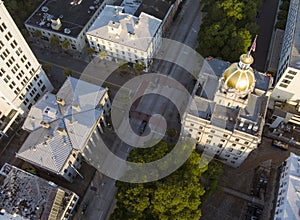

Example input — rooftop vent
[64,28,71,34]
[40,121,50,128]
[51,18,62,31]
[56,97,65,106]
[41,6,49,12]
[114,8,119,16]
[72,103,81,112]
[57,127,67,135]
[43,106,57,119]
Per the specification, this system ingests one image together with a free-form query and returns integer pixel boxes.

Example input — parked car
[272,140,289,150]
[139,120,147,135]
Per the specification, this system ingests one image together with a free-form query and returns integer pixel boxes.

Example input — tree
[32,30,42,38]
[50,36,60,48]
[86,47,95,56]
[43,63,52,74]
[166,128,178,138]
[98,51,107,60]
[110,141,221,220]
[63,68,72,77]
[197,0,260,62]
[61,40,70,50]
[134,61,145,72]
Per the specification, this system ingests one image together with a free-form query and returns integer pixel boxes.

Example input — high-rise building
[183,53,271,167]
[275,0,299,84]
[273,152,300,219]
[0,0,53,137]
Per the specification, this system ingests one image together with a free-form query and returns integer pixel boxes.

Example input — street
[0,0,282,219]
[253,0,279,72]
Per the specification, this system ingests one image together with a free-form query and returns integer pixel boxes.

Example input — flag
[250,35,258,52]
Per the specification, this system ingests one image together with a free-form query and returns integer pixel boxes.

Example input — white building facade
[274,152,300,220]
[184,54,270,167]
[25,0,112,51]
[0,0,53,137]
[17,77,111,182]
[87,5,162,71]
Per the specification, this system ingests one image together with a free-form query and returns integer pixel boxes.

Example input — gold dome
[223,63,255,92]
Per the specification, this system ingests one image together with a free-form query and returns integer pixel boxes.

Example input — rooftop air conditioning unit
[40,121,50,128]
[51,18,62,31]
[56,97,65,106]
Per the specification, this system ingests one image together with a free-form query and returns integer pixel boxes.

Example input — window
[2,22,7,30]
[279,83,288,88]
[223,134,228,138]
[0,68,5,76]
[285,75,294,80]
[288,70,297,75]
[41,85,46,92]
[282,79,290,84]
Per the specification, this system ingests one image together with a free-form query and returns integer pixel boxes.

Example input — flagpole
[247,35,258,55]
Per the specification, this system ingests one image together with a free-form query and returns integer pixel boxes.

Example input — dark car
[139,120,147,135]
[272,140,289,151]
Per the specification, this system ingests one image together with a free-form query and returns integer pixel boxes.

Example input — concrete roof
[0,164,78,220]
[87,5,162,51]
[17,77,106,173]
[25,0,105,38]
[276,153,300,219]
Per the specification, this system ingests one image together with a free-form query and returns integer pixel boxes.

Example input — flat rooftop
[0,164,78,220]
[134,0,175,20]
[289,2,300,69]
[25,0,105,38]
[87,5,162,51]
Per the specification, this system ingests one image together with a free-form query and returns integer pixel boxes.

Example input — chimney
[57,127,67,135]
[56,97,65,106]
[40,121,50,128]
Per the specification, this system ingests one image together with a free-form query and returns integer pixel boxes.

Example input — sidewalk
[73,171,117,220]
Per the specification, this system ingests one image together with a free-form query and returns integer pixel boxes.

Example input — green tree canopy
[50,36,60,48]
[61,40,70,50]
[197,0,262,62]
[110,141,222,220]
